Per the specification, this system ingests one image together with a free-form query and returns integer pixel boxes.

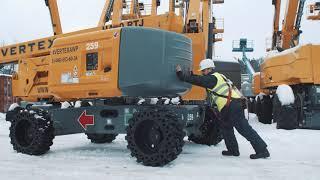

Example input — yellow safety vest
[207,72,241,111]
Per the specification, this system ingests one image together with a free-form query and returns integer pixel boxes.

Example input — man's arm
[176,70,217,89]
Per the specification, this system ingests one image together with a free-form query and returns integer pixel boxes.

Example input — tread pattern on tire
[188,107,223,146]
[9,109,55,155]
[273,95,298,130]
[273,94,282,123]
[6,107,24,122]
[255,97,262,119]
[259,95,273,124]
[125,107,185,167]
[86,133,118,143]
[248,98,256,113]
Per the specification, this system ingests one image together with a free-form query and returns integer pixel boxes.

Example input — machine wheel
[255,96,262,119]
[272,94,282,123]
[6,106,24,122]
[125,108,185,167]
[295,93,304,127]
[248,98,255,113]
[188,107,223,146]
[273,95,298,130]
[276,105,298,130]
[259,95,273,124]
[247,98,254,113]
[86,133,118,143]
[9,110,55,155]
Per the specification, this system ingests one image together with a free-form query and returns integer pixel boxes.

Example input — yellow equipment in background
[307,1,320,20]
[252,0,320,129]
[0,0,225,102]
[1,1,232,166]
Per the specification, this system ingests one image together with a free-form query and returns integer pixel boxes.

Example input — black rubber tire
[86,133,118,143]
[125,108,185,167]
[276,105,298,130]
[188,107,223,146]
[272,94,282,123]
[295,94,304,127]
[259,95,273,124]
[248,98,256,113]
[6,107,24,122]
[9,110,55,155]
[273,94,298,130]
[255,96,262,119]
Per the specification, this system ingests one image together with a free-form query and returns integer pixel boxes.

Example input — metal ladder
[105,0,115,23]
[292,0,306,47]
[295,0,306,30]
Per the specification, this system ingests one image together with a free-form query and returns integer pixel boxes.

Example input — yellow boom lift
[253,0,320,129]
[0,0,237,167]
[307,1,320,20]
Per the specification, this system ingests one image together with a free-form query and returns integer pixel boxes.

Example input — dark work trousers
[220,100,267,153]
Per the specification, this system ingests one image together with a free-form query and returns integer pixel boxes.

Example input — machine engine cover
[118,27,192,97]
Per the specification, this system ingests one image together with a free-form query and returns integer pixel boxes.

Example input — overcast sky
[0,0,319,60]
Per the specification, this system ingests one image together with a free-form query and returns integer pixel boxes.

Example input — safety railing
[307,3,320,20]
[122,1,153,16]
[232,39,254,50]
[214,33,223,42]
[213,18,224,34]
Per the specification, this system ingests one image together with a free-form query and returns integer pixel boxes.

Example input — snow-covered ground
[1,112,320,180]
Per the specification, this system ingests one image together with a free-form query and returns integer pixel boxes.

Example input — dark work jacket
[176,70,234,127]
[176,71,217,89]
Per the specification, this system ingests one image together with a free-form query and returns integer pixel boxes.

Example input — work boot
[250,148,270,159]
[222,150,240,157]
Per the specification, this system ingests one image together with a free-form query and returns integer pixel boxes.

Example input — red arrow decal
[78,110,94,130]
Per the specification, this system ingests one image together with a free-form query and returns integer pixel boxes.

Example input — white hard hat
[199,58,215,71]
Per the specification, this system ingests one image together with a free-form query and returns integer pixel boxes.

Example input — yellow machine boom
[0,0,225,102]
[252,0,320,129]
[2,1,231,166]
